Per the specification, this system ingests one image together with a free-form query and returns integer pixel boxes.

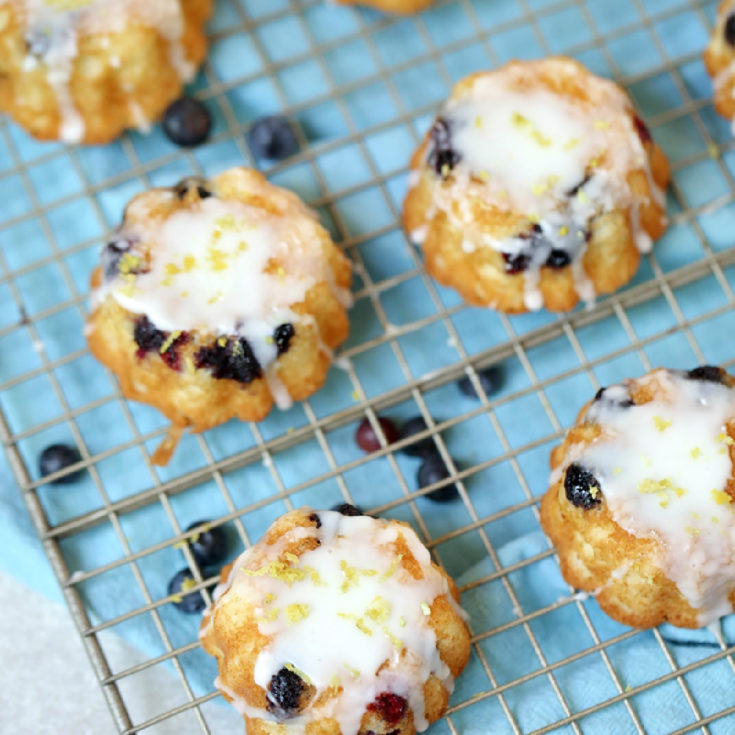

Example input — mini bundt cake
[0,0,211,143]
[200,506,471,734]
[86,167,352,463]
[403,57,670,313]
[540,366,735,629]
[705,0,735,129]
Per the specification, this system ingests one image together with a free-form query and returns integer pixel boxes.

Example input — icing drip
[16,0,193,142]
[95,191,348,409]
[570,369,735,624]
[412,59,665,310]
[202,511,465,734]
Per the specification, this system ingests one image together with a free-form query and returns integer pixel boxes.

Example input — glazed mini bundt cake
[0,0,211,143]
[403,57,670,313]
[705,0,735,129]
[540,366,735,629]
[86,167,352,463]
[200,506,471,734]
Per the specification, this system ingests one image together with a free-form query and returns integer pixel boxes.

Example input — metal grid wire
[2,0,735,732]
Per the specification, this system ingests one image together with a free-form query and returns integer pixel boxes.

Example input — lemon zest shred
[159,331,181,354]
[653,416,671,432]
[380,555,403,582]
[285,603,310,625]
[711,489,732,505]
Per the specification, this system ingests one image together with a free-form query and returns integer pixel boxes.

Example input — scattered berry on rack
[398,416,435,458]
[162,96,212,147]
[184,520,228,566]
[168,568,209,613]
[331,502,365,516]
[355,416,399,453]
[457,365,503,400]
[39,443,83,484]
[417,452,459,503]
[247,115,299,161]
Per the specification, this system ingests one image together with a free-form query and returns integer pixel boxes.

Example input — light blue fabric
[2,0,735,732]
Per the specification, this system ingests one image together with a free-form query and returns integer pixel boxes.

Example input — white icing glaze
[201,510,465,734]
[411,59,666,310]
[93,185,350,408]
[568,369,735,624]
[14,0,194,142]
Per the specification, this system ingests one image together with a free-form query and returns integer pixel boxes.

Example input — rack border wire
[2,0,735,732]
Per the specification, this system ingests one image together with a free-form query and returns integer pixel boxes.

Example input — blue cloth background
[2,0,735,732]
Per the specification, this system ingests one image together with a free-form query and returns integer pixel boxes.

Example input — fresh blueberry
[39,444,83,484]
[417,453,459,503]
[725,14,735,46]
[274,323,295,356]
[247,116,299,161]
[184,520,228,566]
[195,337,261,383]
[167,568,209,613]
[564,463,602,509]
[398,416,435,458]
[367,693,408,726]
[457,365,502,400]
[355,417,399,453]
[686,365,725,384]
[162,97,211,148]
[545,249,571,269]
[331,503,364,516]
[428,117,461,177]
[267,667,309,718]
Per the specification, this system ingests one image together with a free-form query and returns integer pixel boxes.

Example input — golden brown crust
[402,58,670,314]
[704,1,735,122]
[200,508,471,735]
[0,0,211,143]
[540,368,735,629]
[86,168,351,454]
[335,0,435,13]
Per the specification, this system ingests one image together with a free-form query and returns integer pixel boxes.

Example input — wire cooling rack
[3,0,735,732]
